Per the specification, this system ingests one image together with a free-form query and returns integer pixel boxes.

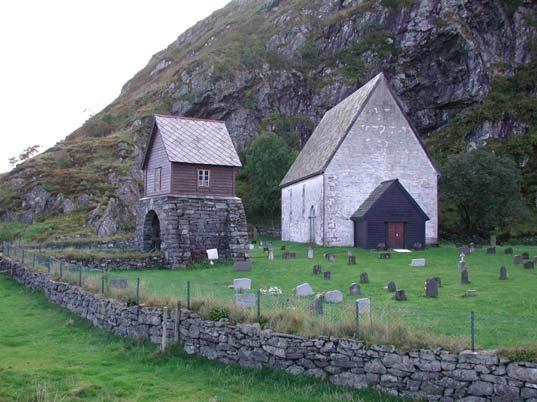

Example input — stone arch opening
[309,206,316,243]
[143,210,162,252]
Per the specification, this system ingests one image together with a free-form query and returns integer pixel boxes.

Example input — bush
[208,307,230,321]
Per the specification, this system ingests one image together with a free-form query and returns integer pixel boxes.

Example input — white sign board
[356,298,371,315]
[207,249,219,261]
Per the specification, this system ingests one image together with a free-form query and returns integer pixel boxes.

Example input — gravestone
[522,252,530,260]
[268,249,274,261]
[282,251,297,259]
[356,298,371,315]
[359,272,369,284]
[504,247,513,254]
[233,260,253,271]
[253,227,258,240]
[534,256,537,263]
[379,252,391,259]
[109,279,128,289]
[207,248,219,261]
[513,255,523,264]
[235,293,256,308]
[323,271,331,280]
[348,256,356,265]
[326,253,336,262]
[233,278,251,291]
[466,289,478,297]
[411,258,426,267]
[387,281,397,292]
[314,294,323,315]
[296,283,313,297]
[394,289,407,301]
[459,246,471,255]
[425,279,439,298]
[248,244,255,250]
[377,242,387,251]
[490,235,497,247]
[349,283,361,296]
[524,261,534,270]
[499,266,508,280]
[347,250,353,257]
[281,245,286,251]
[307,247,314,259]
[469,242,475,253]
[458,260,467,272]
[487,247,496,254]
[263,247,270,253]
[313,264,322,275]
[324,290,343,304]
[413,242,423,251]
[461,270,470,284]
[431,276,442,288]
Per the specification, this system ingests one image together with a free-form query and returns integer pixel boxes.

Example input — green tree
[239,132,298,223]
[440,150,530,238]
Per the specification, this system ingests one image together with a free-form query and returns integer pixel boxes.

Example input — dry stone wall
[2,256,537,401]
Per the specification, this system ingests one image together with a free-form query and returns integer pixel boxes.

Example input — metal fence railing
[2,241,536,351]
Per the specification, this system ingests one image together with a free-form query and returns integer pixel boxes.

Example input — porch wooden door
[387,222,405,249]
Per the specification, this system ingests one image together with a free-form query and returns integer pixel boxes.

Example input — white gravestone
[233,278,251,291]
[268,249,274,261]
[356,298,371,315]
[207,249,218,265]
[235,293,256,308]
[324,290,343,304]
[307,247,314,259]
[411,258,426,267]
[295,283,314,297]
[249,244,255,250]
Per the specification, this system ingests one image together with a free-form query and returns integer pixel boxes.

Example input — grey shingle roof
[152,115,241,167]
[280,73,383,187]
[351,179,429,220]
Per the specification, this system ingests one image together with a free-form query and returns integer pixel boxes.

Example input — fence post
[79,266,82,287]
[136,278,140,305]
[59,261,63,278]
[101,277,105,294]
[187,280,191,310]
[47,257,51,273]
[161,307,168,352]
[355,300,360,339]
[470,311,475,352]
[21,249,25,266]
[175,300,181,343]
[256,289,261,322]
[32,253,36,269]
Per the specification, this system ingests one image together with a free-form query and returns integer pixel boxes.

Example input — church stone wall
[281,175,324,245]
[324,80,438,247]
[136,195,249,267]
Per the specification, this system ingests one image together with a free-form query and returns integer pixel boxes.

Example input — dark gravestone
[387,281,397,293]
[499,266,508,280]
[312,265,322,275]
[281,245,286,251]
[233,260,253,271]
[359,272,369,284]
[348,256,356,265]
[522,252,530,260]
[459,246,471,255]
[425,279,439,298]
[323,271,331,280]
[282,251,296,259]
[487,247,496,255]
[458,260,467,272]
[461,270,470,284]
[513,255,523,265]
[379,252,391,259]
[263,247,269,253]
[431,277,442,288]
[377,242,387,251]
[413,242,423,251]
[504,247,513,255]
[314,294,323,315]
[394,289,407,301]
[524,261,534,270]
[109,279,128,289]
[349,283,361,296]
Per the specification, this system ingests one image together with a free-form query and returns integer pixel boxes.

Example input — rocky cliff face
[1,0,536,240]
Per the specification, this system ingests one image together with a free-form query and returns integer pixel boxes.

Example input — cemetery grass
[105,241,537,351]
[0,276,401,402]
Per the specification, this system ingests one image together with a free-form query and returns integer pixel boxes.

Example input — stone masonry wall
[136,195,249,267]
[2,256,537,401]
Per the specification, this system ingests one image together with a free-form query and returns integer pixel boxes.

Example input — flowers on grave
[259,286,282,296]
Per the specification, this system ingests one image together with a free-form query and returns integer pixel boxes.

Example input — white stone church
[280,73,439,248]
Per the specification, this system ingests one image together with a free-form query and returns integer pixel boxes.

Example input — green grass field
[85,241,537,350]
[0,275,401,402]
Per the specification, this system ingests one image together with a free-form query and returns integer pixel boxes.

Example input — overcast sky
[0,0,230,174]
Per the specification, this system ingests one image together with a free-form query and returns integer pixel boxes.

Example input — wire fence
[2,241,536,351]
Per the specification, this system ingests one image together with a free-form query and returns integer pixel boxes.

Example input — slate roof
[350,179,429,221]
[143,115,242,168]
[280,72,438,187]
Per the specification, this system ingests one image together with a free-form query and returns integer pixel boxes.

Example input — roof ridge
[155,114,226,124]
